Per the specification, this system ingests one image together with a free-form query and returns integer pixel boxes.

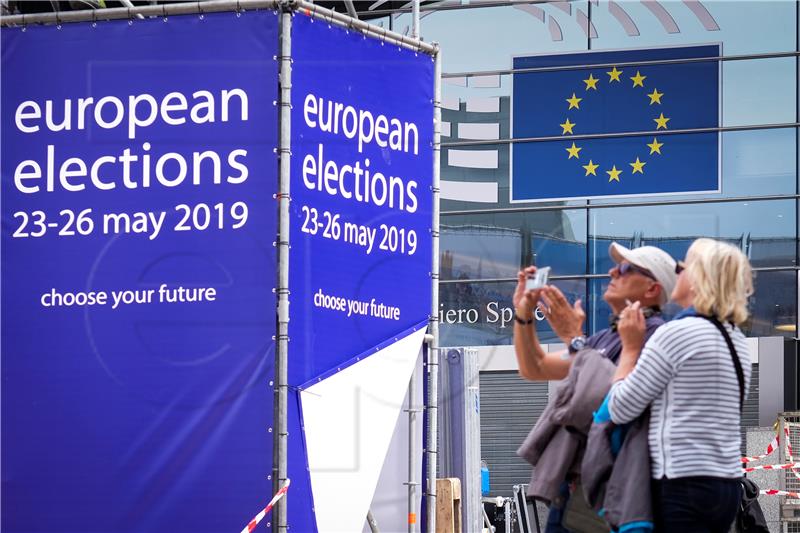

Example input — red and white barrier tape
[741,434,779,463]
[784,427,800,481]
[761,489,800,498]
[240,479,291,533]
[744,462,800,473]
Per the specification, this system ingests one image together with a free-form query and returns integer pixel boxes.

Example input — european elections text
[298,93,424,256]
[9,89,254,240]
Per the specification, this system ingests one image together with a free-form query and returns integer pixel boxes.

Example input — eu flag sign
[511,45,720,202]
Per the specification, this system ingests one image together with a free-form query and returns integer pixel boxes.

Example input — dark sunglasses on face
[617,262,657,281]
[675,261,686,275]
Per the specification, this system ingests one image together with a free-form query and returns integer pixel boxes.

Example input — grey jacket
[517,349,616,503]
[582,410,653,530]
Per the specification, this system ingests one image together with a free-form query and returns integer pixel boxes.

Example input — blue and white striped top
[608,316,751,479]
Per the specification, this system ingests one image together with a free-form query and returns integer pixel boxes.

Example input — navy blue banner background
[512,45,720,202]
[289,14,434,532]
[2,12,278,533]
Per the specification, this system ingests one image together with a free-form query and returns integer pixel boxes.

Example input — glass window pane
[589,200,796,273]
[591,1,796,55]
[439,279,586,346]
[748,270,797,337]
[440,73,511,213]
[716,128,796,196]
[587,128,797,203]
[440,209,587,280]
[587,277,615,335]
[723,58,797,127]
[589,267,796,337]
[395,3,590,73]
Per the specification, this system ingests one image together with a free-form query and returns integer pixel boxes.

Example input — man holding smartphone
[512,242,677,532]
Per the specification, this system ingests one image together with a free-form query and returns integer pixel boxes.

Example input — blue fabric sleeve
[594,393,612,424]
[617,521,654,533]
[593,393,629,455]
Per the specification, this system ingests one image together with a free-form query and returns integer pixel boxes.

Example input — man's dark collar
[609,305,662,332]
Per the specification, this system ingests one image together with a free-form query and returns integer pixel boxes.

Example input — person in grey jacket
[518,347,616,503]
[609,238,753,533]
[513,243,677,532]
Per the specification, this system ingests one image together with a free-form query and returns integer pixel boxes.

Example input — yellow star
[583,74,599,90]
[630,71,647,88]
[647,88,664,105]
[647,137,664,155]
[583,160,599,176]
[654,113,670,130]
[566,93,583,110]
[607,166,622,182]
[607,66,622,82]
[566,142,582,159]
[630,157,646,174]
[560,118,575,135]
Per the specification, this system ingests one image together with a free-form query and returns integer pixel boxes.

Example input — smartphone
[525,267,551,291]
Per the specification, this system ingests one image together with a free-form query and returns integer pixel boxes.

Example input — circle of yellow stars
[560,66,668,183]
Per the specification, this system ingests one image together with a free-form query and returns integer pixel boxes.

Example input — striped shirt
[608,316,751,479]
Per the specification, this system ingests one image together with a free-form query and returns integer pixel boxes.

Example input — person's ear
[646,282,662,302]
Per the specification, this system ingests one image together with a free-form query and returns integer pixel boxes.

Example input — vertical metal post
[408,368,418,533]
[464,348,482,532]
[504,499,512,533]
[367,510,381,533]
[780,413,787,530]
[584,1,593,338]
[407,2,423,525]
[411,0,420,39]
[274,5,292,532]
[426,44,442,533]
[795,0,799,338]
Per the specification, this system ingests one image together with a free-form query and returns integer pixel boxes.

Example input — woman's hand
[513,266,541,317]
[617,301,646,356]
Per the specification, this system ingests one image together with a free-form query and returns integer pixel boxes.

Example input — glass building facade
[366,0,800,508]
[374,0,799,348]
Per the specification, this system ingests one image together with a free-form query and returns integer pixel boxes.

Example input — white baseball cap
[608,242,678,305]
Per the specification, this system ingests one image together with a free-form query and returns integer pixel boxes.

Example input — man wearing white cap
[513,242,677,533]
[513,242,677,379]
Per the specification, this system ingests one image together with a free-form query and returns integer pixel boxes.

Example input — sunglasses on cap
[617,262,657,281]
[675,261,686,275]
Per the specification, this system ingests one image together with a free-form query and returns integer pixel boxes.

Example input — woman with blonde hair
[608,238,754,533]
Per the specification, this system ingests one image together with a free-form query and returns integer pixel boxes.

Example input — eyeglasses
[675,261,686,275]
[617,262,657,281]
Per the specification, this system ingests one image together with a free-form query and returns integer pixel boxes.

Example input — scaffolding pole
[411,0,420,39]
[408,369,418,533]
[0,0,279,26]
[407,6,420,529]
[294,0,436,54]
[274,3,293,532]
[0,0,434,59]
[426,43,442,533]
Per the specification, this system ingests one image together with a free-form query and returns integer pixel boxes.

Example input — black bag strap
[700,315,745,411]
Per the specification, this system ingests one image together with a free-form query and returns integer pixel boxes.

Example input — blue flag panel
[289,14,434,532]
[512,45,720,202]
[2,12,278,533]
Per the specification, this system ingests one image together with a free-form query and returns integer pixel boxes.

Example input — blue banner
[289,14,434,532]
[512,45,720,202]
[2,12,278,533]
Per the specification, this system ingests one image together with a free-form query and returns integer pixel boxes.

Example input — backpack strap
[700,315,745,411]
